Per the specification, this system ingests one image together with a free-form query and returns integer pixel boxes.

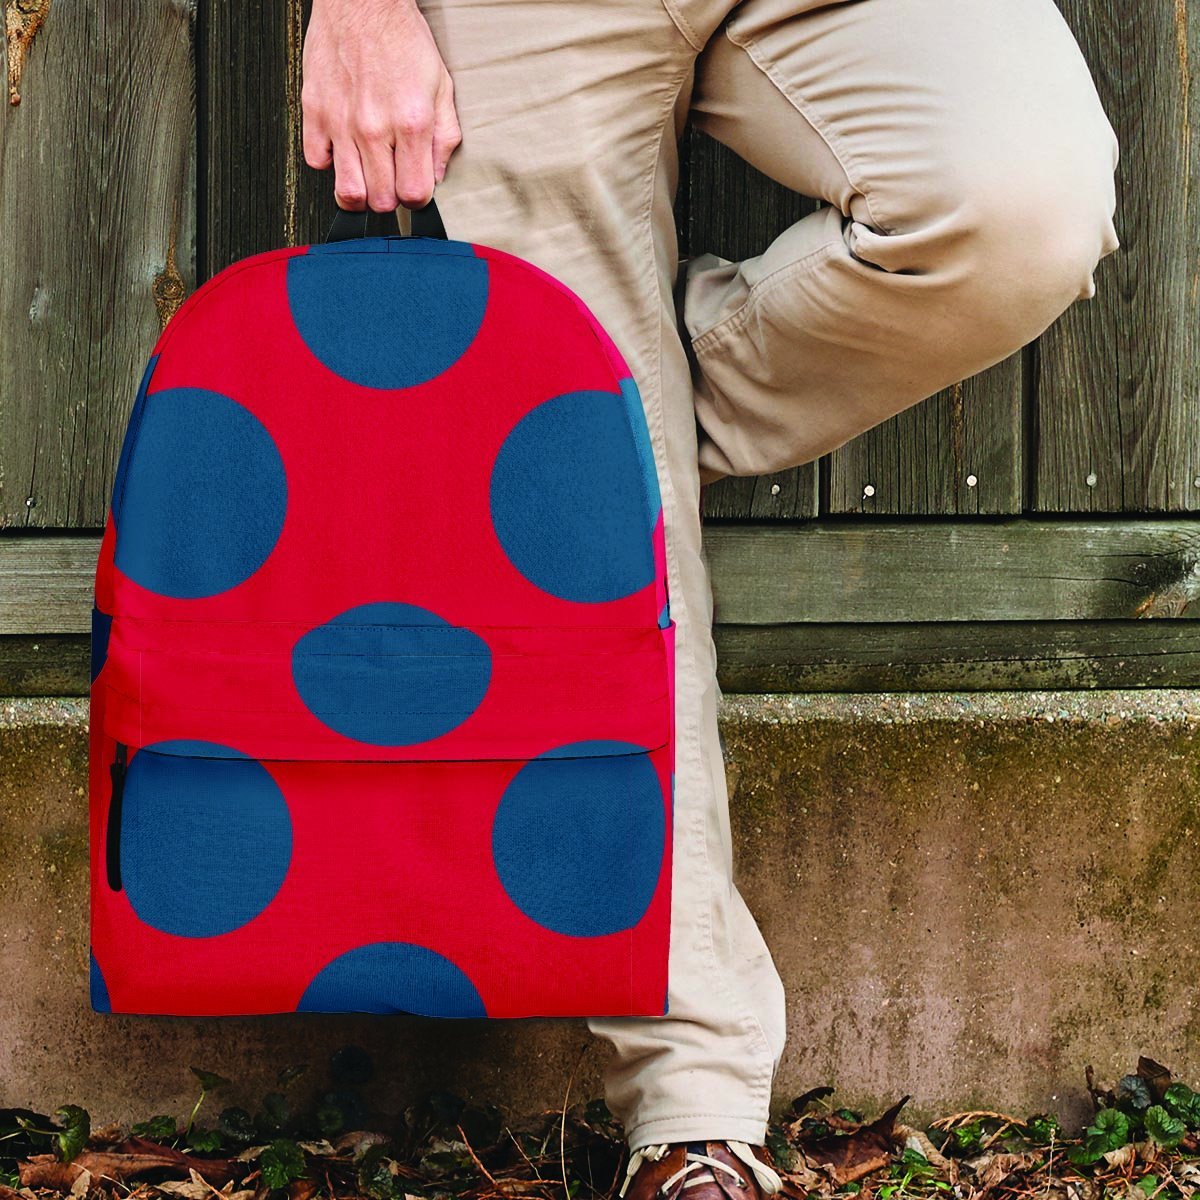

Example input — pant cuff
[624,1113,770,1152]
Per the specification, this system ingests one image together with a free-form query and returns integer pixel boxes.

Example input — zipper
[106,742,127,891]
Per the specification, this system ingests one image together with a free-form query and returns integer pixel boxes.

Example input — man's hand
[302,0,461,212]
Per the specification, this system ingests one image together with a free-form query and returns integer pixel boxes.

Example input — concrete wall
[4,692,1200,1130]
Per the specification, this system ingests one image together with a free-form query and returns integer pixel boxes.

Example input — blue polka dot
[492,741,665,937]
[121,740,292,938]
[90,953,111,1013]
[90,606,112,683]
[658,602,670,629]
[286,250,488,388]
[298,942,486,1016]
[113,388,286,599]
[292,603,492,747]
[490,391,658,603]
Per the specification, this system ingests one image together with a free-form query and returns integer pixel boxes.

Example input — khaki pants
[418,0,1120,1150]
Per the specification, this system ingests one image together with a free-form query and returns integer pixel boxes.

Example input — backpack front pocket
[90,616,676,1018]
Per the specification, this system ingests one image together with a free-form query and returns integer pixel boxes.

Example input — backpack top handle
[325,196,447,244]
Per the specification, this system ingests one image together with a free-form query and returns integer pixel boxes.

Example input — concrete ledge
[4,693,1200,1128]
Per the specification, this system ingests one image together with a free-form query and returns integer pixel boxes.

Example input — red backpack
[89,204,676,1017]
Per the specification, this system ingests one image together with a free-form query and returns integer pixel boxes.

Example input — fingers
[393,103,437,208]
[320,120,436,212]
[299,18,461,212]
[331,137,368,211]
[300,0,464,214]
[303,119,333,171]
[359,122,400,212]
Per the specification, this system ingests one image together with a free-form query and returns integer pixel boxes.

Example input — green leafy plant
[187,1128,224,1153]
[51,1106,90,1163]
[950,1120,984,1153]
[186,1068,230,1138]
[9,1106,91,1164]
[1068,1107,1130,1166]
[218,1106,257,1146]
[766,1127,797,1172]
[356,1141,402,1200]
[1118,1075,1154,1114]
[1163,1083,1200,1130]
[1145,1106,1187,1149]
[260,1138,307,1190]
[132,1115,178,1141]
[879,1148,949,1198]
[1024,1113,1061,1145]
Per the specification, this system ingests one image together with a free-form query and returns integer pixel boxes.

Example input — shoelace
[618,1142,783,1198]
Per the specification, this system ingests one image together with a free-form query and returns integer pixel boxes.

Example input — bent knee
[853,99,1120,322]
[854,148,1119,349]
[970,179,1117,325]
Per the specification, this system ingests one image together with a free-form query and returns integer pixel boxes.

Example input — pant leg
[682,0,1122,484]
[415,0,788,1150]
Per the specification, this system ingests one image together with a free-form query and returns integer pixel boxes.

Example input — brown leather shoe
[618,1141,789,1200]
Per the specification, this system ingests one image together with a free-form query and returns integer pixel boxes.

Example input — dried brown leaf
[18,1157,88,1192]
[781,1166,824,1193]
[296,1142,336,1159]
[1138,1058,1173,1105]
[895,1126,950,1169]
[972,1151,1039,1190]
[115,1139,236,1187]
[1102,1145,1136,1168]
[799,1096,908,1185]
[21,1146,238,1193]
[333,1131,391,1160]
[155,1180,213,1200]
[489,1181,553,1197]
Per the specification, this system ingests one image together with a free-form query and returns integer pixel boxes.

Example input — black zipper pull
[106,742,127,892]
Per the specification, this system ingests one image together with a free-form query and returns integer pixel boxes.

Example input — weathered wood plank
[1034,0,1199,512]
[824,355,1025,516]
[0,0,196,528]
[202,0,329,276]
[0,636,90,696]
[683,130,820,520]
[715,620,1200,692]
[0,537,102,633]
[7,522,1200,635]
[700,469,819,521]
[704,520,1200,623]
[7,620,1200,698]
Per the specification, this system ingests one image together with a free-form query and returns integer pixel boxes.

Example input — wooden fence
[1,0,1198,694]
